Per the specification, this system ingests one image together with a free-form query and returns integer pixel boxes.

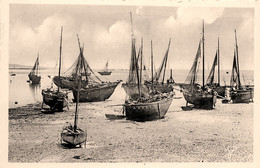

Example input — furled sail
[154,39,171,84]
[206,50,218,85]
[230,49,240,88]
[184,40,202,92]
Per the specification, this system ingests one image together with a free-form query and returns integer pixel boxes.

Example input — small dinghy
[181,105,194,111]
[105,114,126,120]
[61,40,87,148]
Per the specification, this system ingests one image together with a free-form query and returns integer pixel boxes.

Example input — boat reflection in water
[29,83,41,101]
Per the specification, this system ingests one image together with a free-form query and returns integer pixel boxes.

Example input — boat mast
[58,26,63,92]
[235,30,241,87]
[139,38,143,98]
[202,20,205,88]
[74,67,81,132]
[162,39,171,84]
[218,37,220,85]
[151,40,154,93]
[36,52,39,76]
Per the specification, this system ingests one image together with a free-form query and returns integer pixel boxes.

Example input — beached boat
[52,35,119,102]
[28,54,41,84]
[73,81,120,102]
[98,61,112,75]
[41,27,68,112]
[182,21,217,110]
[145,39,174,93]
[123,13,174,121]
[61,76,87,147]
[124,39,174,121]
[228,30,254,103]
[42,89,68,111]
[70,35,120,102]
[206,38,226,97]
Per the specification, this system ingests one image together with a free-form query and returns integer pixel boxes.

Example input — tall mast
[151,41,154,93]
[218,37,220,85]
[235,30,241,87]
[139,38,143,98]
[58,26,63,92]
[36,52,39,75]
[74,70,81,132]
[202,20,205,88]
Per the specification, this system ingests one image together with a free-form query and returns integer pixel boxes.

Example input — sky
[9,4,254,71]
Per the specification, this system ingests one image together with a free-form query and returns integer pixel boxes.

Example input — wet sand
[8,86,253,162]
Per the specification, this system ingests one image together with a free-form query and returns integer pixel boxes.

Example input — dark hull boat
[230,89,253,103]
[212,85,226,97]
[98,71,111,75]
[61,127,87,146]
[182,21,217,110]
[42,89,68,111]
[122,13,174,122]
[124,94,174,121]
[61,69,86,147]
[41,27,68,112]
[98,61,112,75]
[72,82,119,102]
[52,76,88,90]
[183,90,216,109]
[28,54,41,84]
[228,30,254,103]
[28,74,41,84]
[54,35,118,102]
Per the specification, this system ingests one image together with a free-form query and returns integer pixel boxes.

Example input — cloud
[177,7,224,25]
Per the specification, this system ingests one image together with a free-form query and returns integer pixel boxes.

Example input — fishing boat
[228,30,254,103]
[122,38,150,100]
[181,21,217,110]
[145,39,174,93]
[167,69,175,84]
[52,51,91,90]
[71,35,120,102]
[206,38,226,97]
[41,27,68,112]
[61,76,87,147]
[123,13,174,121]
[124,40,174,121]
[28,54,41,84]
[98,61,112,75]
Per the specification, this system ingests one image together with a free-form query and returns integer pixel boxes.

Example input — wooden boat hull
[52,76,88,90]
[28,74,41,84]
[105,114,126,120]
[98,71,112,75]
[124,96,173,121]
[42,90,68,111]
[183,91,216,109]
[214,86,226,97]
[230,89,254,103]
[61,129,86,146]
[72,82,119,102]
[207,85,226,97]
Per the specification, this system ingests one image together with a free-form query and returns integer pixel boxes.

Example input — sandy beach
[8,85,253,163]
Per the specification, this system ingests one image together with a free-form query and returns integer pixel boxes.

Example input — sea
[8,68,254,108]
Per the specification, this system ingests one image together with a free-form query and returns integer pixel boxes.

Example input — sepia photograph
[1,0,259,167]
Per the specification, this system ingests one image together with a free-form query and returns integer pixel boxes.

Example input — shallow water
[9,68,253,108]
